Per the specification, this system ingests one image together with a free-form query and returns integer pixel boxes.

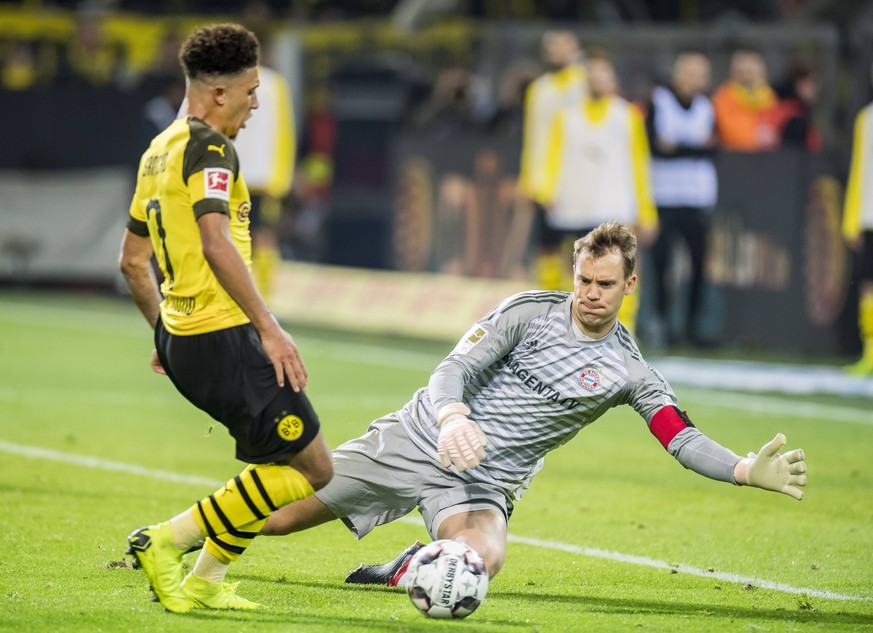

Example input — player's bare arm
[119,230,161,328]
[197,211,307,391]
[119,230,167,375]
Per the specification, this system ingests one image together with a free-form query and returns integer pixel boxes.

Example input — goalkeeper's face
[571,248,636,339]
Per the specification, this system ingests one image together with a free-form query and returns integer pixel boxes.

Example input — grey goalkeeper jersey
[397,291,741,499]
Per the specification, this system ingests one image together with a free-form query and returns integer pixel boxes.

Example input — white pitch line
[0,440,224,488]
[505,535,867,603]
[1,439,868,603]
[678,390,873,426]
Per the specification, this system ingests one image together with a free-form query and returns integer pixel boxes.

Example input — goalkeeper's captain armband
[649,405,695,449]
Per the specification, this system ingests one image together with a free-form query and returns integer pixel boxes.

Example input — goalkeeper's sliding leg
[261,498,507,585]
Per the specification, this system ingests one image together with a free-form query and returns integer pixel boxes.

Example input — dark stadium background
[1,0,872,358]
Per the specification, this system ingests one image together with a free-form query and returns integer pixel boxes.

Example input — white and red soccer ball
[405,539,489,619]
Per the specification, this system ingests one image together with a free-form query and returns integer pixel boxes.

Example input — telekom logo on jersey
[204,168,231,201]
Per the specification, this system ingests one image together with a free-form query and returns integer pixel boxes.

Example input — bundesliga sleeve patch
[203,168,232,201]
[454,325,488,354]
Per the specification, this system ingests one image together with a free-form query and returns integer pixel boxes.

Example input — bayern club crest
[579,368,600,390]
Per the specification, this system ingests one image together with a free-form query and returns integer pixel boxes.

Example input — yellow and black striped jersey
[127,116,253,335]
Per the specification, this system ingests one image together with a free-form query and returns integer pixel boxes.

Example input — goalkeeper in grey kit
[260,222,808,584]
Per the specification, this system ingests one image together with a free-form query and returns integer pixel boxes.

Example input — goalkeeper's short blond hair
[573,222,637,279]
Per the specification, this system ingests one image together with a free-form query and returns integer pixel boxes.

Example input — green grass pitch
[0,290,871,632]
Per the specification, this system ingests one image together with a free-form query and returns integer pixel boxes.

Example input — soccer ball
[405,539,488,619]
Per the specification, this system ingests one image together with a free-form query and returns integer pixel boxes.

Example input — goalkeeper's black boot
[345,541,424,587]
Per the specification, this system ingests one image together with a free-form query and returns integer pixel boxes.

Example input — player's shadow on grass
[228,574,873,628]
[495,588,873,627]
[179,576,529,630]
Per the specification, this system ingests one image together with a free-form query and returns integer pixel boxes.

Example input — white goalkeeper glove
[734,433,807,500]
[436,403,487,472]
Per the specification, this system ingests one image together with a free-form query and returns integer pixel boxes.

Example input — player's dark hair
[573,222,637,279]
[179,23,259,81]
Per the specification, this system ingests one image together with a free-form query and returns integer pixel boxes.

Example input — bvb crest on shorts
[276,412,304,441]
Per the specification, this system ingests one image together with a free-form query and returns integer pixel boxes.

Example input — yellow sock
[201,518,267,565]
[860,293,873,361]
[192,464,314,563]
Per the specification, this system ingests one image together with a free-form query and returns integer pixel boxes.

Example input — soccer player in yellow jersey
[519,30,587,291]
[843,64,873,376]
[539,53,657,334]
[118,23,332,613]
[233,63,296,299]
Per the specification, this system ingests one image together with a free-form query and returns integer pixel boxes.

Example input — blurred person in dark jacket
[766,59,823,152]
[645,50,718,349]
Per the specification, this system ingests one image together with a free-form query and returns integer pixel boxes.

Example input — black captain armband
[127,217,150,237]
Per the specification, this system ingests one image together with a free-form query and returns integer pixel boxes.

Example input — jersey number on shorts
[146,199,175,288]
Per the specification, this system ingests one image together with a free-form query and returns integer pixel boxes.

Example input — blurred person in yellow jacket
[843,66,873,376]
[518,30,587,289]
[519,30,587,201]
[233,64,296,299]
[539,52,658,334]
[712,47,778,151]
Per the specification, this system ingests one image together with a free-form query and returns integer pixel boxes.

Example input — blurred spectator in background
[275,81,334,263]
[764,59,823,151]
[712,47,777,151]
[139,32,186,151]
[645,50,718,349]
[278,162,329,262]
[412,66,483,137]
[57,12,128,87]
[486,59,540,140]
[842,62,873,376]
[518,29,587,289]
[540,52,658,334]
[233,62,296,300]
[1,40,44,90]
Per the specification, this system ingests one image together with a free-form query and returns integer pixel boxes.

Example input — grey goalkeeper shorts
[315,414,512,539]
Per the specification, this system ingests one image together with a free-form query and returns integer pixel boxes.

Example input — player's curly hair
[573,222,637,279]
[179,23,259,81]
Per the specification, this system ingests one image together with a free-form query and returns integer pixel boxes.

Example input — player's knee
[294,453,333,492]
[304,459,333,492]
[452,535,505,579]
[261,506,297,536]
[476,543,505,579]
[285,433,334,491]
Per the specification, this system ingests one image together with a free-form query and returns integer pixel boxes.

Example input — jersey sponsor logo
[204,168,232,201]
[207,143,226,157]
[579,368,601,391]
[276,414,304,442]
[504,354,578,410]
[237,200,251,223]
[454,325,488,354]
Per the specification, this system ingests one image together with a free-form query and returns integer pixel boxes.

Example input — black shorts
[861,230,873,282]
[154,319,320,464]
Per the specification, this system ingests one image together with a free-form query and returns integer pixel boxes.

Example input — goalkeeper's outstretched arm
[649,405,808,500]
